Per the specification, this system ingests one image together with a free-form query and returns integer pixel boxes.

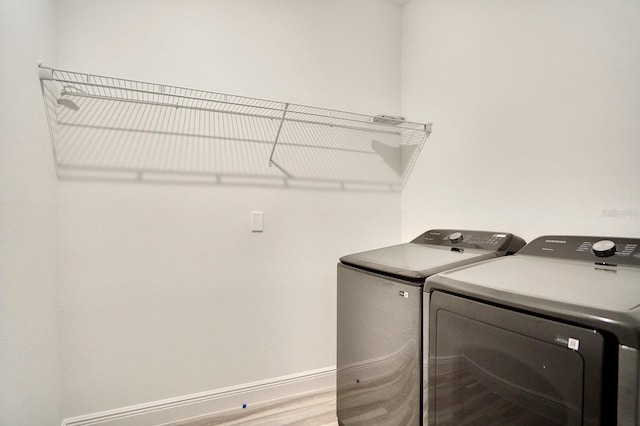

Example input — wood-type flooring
[161,388,338,426]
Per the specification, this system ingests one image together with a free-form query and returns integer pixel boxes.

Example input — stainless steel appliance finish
[424,235,640,425]
[337,229,525,426]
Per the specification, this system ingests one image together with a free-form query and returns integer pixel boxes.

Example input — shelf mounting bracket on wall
[268,102,290,176]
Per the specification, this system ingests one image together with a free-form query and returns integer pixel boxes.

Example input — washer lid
[340,243,497,282]
[425,255,640,348]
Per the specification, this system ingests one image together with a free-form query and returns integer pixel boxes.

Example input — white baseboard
[62,366,336,426]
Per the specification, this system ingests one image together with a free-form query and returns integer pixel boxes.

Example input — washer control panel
[411,229,525,254]
[519,235,640,266]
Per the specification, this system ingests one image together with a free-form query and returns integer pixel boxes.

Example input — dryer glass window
[429,292,605,426]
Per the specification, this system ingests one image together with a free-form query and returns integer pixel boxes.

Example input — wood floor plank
[162,388,338,426]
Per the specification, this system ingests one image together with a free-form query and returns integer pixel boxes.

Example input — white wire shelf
[39,66,431,190]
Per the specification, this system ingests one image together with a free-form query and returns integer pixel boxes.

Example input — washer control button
[449,232,464,244]
[592,240,617,257]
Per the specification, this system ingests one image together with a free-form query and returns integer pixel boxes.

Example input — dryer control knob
[449,232,464,244]
[592,240,617,257]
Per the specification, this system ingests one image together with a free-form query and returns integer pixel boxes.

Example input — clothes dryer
[337,229,525,425]
[424,235,640,425]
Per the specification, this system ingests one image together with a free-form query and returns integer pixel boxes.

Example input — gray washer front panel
[337,264,423,425]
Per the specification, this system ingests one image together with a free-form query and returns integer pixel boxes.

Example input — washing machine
[424,235,640,425]
[336,229,525,425]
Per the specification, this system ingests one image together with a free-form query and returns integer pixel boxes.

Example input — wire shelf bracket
[269,103,290,168]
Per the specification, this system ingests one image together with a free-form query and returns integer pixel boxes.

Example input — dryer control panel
[411,229,525,255]
[519,235,640,266]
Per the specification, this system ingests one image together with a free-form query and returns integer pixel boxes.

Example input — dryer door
[429,291,608,426]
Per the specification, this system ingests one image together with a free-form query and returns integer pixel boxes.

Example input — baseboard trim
[62,366,336,426]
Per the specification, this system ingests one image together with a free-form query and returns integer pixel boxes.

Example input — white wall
[401,0,640,242]
[0,0,61,425]
[56,0,403,418]
[11,1,636,422]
